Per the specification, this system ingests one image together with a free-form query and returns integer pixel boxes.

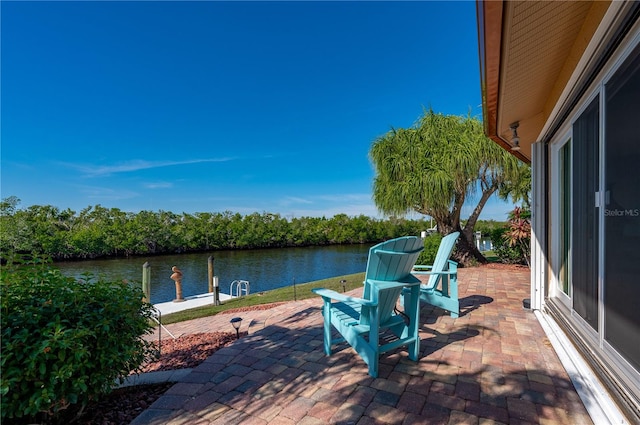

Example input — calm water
[55,245,372,304]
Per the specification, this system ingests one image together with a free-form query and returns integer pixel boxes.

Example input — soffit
[479,0,608,163]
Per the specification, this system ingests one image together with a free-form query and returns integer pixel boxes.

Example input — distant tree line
[0,197,504,261]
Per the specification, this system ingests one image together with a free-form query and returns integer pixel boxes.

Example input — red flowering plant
[503,206,531,267]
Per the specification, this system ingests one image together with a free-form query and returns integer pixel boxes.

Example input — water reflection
[55,245,371,304]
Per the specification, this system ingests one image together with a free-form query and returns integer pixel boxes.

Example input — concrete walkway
[130,266,594,424]
[153,291,235,316]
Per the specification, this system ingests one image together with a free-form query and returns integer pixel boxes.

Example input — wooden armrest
[312,288,377,306]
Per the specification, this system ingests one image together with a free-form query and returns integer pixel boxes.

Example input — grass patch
[159,272,365,325]
[483,250,499,262]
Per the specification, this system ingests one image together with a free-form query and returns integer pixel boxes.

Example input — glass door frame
[550,132,572,309]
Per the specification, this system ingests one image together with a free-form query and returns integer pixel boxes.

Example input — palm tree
[370,109,528,265]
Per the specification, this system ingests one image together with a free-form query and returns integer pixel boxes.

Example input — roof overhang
[477,0,611,163]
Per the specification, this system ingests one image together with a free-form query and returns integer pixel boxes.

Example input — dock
[153,291,235,316]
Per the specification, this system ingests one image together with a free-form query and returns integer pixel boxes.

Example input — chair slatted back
[361,236,423,325]
[423,232,460,290]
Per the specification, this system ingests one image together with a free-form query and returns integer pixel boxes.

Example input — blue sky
[2,1,515,221]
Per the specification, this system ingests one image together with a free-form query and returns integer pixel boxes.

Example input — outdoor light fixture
[340,279,347,293]
[510,122,521,151]
[230,317,242,339]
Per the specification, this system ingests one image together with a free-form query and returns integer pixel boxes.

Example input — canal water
[55,244,372,304]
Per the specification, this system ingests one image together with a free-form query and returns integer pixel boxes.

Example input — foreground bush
[0,257,156,423]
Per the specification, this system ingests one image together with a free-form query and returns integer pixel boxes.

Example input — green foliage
[0,256,156,422]
[469,219,505,235]
[502,206,531,267]
[488,207,531,266]
[416,234,443,265]
[1,198,432,261]
[370,109,523,224]
[489,228,523,264]
[369,108,529,265]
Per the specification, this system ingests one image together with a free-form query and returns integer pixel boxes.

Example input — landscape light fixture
[230,317,242,339]
[340,279,347,293]
[510,122,521,151]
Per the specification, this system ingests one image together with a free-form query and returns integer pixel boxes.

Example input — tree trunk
[436,184,499,267]
[453,231,488,266]
[457,183,500,266]
[434,222,487,266]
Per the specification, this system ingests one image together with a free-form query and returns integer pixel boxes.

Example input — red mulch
[61,303,287,424]
[54,331,241,425]
[140,331,244,373]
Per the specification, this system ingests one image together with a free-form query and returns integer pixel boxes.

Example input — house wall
[539,16,640,423]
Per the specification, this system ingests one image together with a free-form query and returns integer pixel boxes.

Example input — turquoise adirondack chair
[411,231,460,318]
[312,236,424,378]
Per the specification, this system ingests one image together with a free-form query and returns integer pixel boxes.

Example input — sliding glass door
[604,43,640,370]
[553,41,640,373]
[572,97,600,331]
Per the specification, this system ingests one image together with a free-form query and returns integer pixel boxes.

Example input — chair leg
[322,301,333,355]
[368,361,378,378]
[450,275,459,318]
[407,285,420,360]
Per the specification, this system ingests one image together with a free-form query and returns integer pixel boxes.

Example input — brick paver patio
[132,266,593,425]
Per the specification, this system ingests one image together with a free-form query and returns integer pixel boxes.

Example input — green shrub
[1,257,155,423]
[489,227,527,264]
[416,233,443,265]
[488,207,531,266]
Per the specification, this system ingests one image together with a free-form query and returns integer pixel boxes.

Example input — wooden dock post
[208,256,214,293]
[142,262,151,303]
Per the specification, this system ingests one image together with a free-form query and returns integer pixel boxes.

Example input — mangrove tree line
[0,197,448,261]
